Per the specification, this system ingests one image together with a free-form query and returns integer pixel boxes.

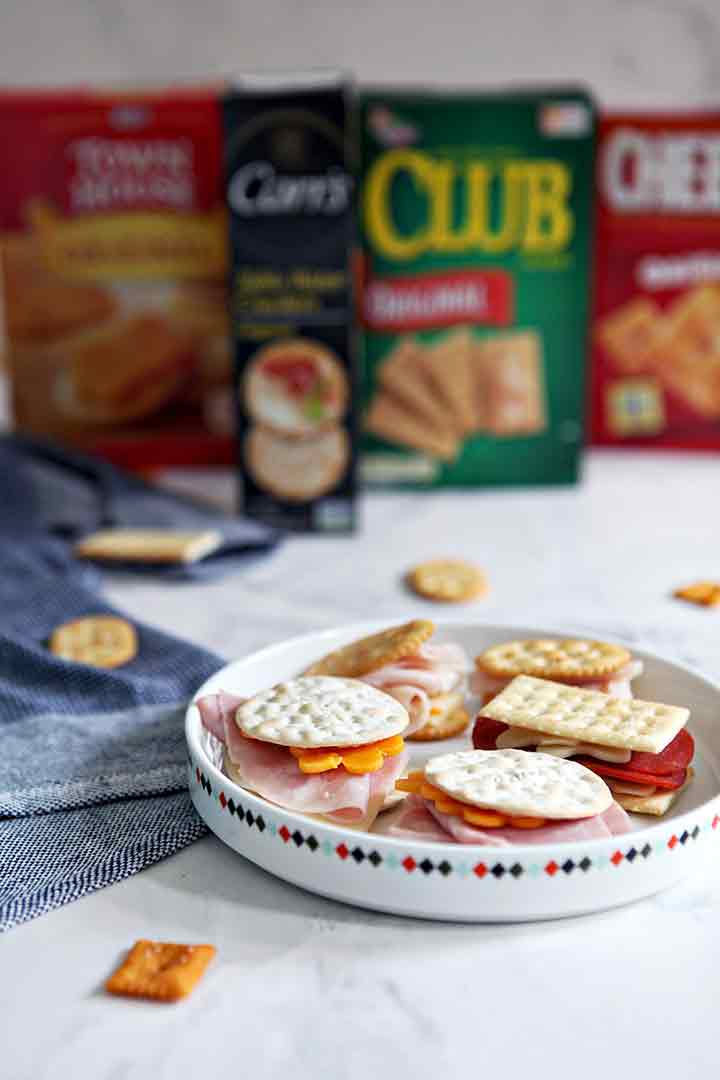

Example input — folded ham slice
[362,642,468,734]
[379,793,631,845]
[471,659,644,703]
[196,690,408,826]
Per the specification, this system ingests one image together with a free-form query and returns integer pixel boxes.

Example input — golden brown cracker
[612,769,694,817]
[105,940,216,1003]
[653,286,720,418]
[408,705,470,742]
[407,559,487,603]
[421,328,477,434]
[244,337,347,436]
[365,390,460,461]
[245,424,349,501]
[595,297,664,374]
[304,619,435,678]
[476,638,631,682]
[673,581,720,607]
[378,338,460,435]
[74,529,222,566]
[477,331,546,436]
[49,615,138,669]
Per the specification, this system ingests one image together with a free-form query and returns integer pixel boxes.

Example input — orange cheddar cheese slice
[290,734,405,775]
[396,771,546,829]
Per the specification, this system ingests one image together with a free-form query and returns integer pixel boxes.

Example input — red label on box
[361,268,513,332]
[591,112,720,448]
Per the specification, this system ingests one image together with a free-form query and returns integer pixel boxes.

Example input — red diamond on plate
[336,843,349,859]
[545,861,559,877]
[279,825,291,843]
[668,835,678,849]
[402,856,416,873]
[611,850,623,865]
[474,863,487,878]
[713,816,719,830]
[219,791,227,809]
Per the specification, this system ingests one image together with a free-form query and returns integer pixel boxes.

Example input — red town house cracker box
[0,86,231,468]
[591,112,720,448]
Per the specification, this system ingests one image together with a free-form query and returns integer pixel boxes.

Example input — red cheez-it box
[591,112,720,448]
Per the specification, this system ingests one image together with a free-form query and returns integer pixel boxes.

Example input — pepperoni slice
[574,760,687,791]
[472,716,509,750]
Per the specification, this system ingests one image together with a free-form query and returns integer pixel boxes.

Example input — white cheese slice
[494,724,632,763]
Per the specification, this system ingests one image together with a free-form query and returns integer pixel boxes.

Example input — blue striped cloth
[0,537,223,932]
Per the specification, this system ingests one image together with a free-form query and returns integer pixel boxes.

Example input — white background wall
[2,0,720,107]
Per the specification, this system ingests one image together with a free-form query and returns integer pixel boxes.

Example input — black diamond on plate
[562,859,575,875]
[491,863,505,879]
[680,830,689,845]
[579,857,592,872]
[626,847,638,863]
[641,844,651,858]
[206,780,212,797]
[509,863,523,878]
[351,847,365,863]
[226,798,236,816]
[292,829,304,847]
[256,815,266,833]
[245,810,255,828]
[419,859,434,875]
[305,834,318,851]
[691,825,700,840]
[368,851,383,867]
[237,805,245,821]
[438,860,452,877]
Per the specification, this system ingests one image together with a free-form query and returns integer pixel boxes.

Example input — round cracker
[303,620,435,678]
[407,559,487,603]
[244,337,347,437]
[49,615,137,669]
[425,748,612,820]
[236,676,409,747]
[408,706,470,743]
[475,638,631,683]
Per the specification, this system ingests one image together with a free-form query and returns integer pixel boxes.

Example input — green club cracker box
[359,88,596,486]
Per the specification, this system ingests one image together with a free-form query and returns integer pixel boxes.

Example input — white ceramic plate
[186,621,720,922]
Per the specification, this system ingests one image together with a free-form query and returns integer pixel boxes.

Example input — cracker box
[0,85,231,468]
[224,74,356,531]
[359,88,596,486]
[591,112,720,448]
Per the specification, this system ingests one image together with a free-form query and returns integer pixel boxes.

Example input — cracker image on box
[594,297,663,375]
[360,88,595,486]
[653,286,720,418]
[245,424,349,502]
[244,338,348,437]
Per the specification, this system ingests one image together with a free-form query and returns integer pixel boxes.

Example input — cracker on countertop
[49,615,138,669]
[407,559,487,603]
[105,940,216,1002]
[674,582,720,607]
[75,528,222,566]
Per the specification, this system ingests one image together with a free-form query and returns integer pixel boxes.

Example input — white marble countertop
[2,450,720,1079]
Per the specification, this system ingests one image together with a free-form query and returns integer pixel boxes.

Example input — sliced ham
[377,794,631,844]
[362,642,468,734]
[197,690,408,822]
[471,659,644,704]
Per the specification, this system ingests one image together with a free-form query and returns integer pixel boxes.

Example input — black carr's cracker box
[223,73,356,532]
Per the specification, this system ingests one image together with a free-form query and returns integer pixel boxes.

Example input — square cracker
[421,328,478,434]
[652,285,720,418]
[613,768,694,816]
[106,940,216,1002]
[75,528,222,565]
[365,389,460,461]
[595,297,664,374]
[378,337,460,435]
[476,330,546,435]
[482,674,689,753]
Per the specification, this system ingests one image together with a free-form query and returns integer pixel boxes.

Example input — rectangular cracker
[365,389,460,461]
[421,327,478,434]
[106,940,216,1002]
[378,337,460,435]
[475,331,546,436]
[594,297,664,374]
[613,768,694,816]
[75,528,222,565]
[652,286,720,418]
[482,674,690,753]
